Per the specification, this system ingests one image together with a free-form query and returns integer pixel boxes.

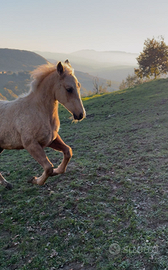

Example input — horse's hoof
[5,183,13,190]
[27,177,34,184]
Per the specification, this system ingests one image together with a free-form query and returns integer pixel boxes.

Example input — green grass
[1,78,168,269]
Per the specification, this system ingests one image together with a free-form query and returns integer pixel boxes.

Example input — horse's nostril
[73,113,78,120]
[73,113,83,120]
[79,113,83,120]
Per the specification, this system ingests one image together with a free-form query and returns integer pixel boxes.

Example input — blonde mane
[30,62,74,92]
[31,62,56,82]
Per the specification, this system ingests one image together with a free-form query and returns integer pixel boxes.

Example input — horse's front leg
[48,134,73,175]
[25,142,54,186]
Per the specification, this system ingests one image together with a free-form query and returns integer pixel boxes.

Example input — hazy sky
[1,0,168,54]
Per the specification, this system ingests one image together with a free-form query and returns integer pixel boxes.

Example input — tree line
[120,36,168,90]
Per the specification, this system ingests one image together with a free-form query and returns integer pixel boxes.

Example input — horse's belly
[0,132,23,150]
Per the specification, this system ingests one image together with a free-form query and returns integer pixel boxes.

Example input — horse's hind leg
[0,148,13,190]
[48,134,73,175]
[0,173,13,190]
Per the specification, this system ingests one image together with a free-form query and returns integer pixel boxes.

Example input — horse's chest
[38,123,59,147]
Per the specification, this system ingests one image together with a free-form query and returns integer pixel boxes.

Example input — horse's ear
[57,62,64,75]
[65,59,71,67]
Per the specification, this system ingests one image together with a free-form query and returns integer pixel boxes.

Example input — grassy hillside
[0,79,168,269]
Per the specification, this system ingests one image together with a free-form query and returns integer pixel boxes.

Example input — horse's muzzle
[73,112,84,121]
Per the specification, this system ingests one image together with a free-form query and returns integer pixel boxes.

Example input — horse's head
[55,60,86,121]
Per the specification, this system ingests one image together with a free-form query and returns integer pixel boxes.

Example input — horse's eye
[66,87,73,93]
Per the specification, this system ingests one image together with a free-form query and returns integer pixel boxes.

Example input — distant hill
[71,49,138,65]
[35,50,138,82]
[75,71,119,95]
[0,70,119,101]
[0,49,48,72]
[35,49,138,66]
[0,71,30,100]
[0,48,48,100]
[0,49,119,100]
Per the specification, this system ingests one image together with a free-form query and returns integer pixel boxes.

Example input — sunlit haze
[1,0,168,54]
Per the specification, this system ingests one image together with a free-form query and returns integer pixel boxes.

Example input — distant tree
[119,74,144,90]
[93,78,111,94]
[93,77,99,94]
[125,74,137,88]
[98,85,108,94]
[106,80,112,87]
[135,37,168,79]
[119,79,127,90]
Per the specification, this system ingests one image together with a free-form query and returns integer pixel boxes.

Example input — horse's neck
[36,73,57,104]
[31,73,59,117]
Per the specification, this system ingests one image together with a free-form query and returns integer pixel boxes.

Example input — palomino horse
[0,60,86,189]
